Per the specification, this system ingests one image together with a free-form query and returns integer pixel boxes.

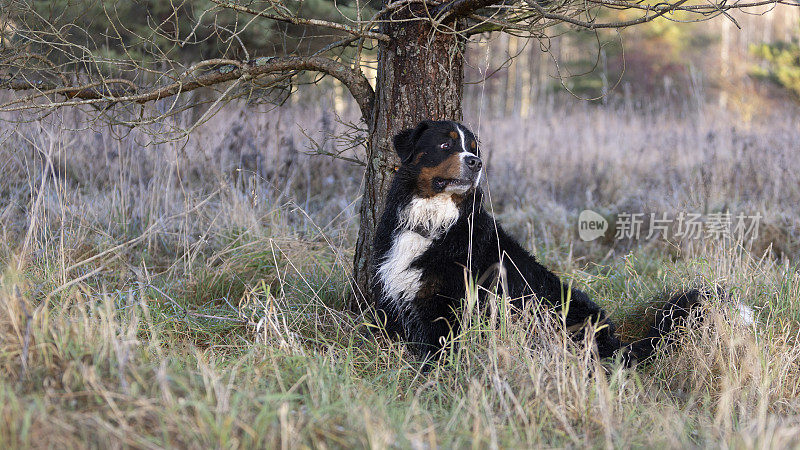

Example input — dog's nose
[465,155,482,172]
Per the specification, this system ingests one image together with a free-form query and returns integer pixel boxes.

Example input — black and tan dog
[371,119,731,365]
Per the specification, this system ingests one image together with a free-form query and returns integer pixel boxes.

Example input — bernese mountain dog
[371,119,710,366]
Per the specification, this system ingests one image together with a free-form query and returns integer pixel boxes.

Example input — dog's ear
[393,120,432,164]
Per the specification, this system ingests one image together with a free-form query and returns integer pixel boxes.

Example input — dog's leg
[374,303,404,339]
[558,288,624,358]
[403,302,458,366]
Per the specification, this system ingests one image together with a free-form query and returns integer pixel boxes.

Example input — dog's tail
[618,289,706,366]
[618,288,757,365]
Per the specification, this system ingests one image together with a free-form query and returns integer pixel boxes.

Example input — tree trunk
[350,8,465,311]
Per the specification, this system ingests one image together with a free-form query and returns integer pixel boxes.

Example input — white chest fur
[377,194,461,306]
[400,194,460,238]
[376,230,431,304]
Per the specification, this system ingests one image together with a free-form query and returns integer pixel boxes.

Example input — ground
[1,96,799,448]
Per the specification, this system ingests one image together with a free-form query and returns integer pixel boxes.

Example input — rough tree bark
[351,6,465,311]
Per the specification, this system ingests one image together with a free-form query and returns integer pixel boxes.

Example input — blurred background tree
[751,21,800,99]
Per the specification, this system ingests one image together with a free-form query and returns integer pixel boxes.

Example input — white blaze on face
[455,123,482,187]
[456,123,468,153]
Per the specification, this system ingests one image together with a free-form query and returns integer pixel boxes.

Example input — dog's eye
[439,141,451,150]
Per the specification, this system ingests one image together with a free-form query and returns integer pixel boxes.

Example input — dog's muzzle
[462,154,483,186]
[443,154,483,194]
[464,155,482,173]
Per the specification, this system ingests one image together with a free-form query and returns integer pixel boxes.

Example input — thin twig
[16,287,32,380]
[209,0,390,42]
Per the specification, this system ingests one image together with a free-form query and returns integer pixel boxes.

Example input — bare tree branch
[433,0,510,21]
[588,0,795,12]
[210,0,391,42]
[1,56,375,123]
[523,0,690,30]
[435,0,795,28]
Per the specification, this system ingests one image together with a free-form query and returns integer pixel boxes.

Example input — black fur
[393,119,432,164]
[371,120,703,366]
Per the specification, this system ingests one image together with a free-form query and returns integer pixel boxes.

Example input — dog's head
[394,120,483,197]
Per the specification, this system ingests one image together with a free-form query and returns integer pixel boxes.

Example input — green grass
[2,230,799,448]
[1,101,799,447]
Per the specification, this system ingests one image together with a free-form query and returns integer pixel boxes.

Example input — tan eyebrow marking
[470,141,477,149]
[449,131,458,139]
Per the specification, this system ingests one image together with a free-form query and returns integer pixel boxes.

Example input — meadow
[1,92,799,448]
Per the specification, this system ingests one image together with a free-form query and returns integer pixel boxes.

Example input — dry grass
[1,94,800,448]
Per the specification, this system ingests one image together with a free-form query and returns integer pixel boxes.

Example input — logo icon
[578,210,608,242]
